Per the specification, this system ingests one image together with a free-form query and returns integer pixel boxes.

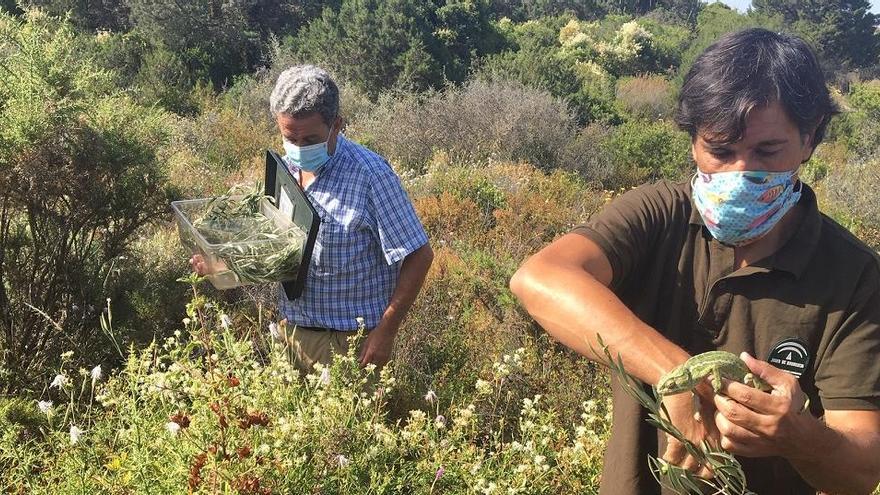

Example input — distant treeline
[0,0,877,116]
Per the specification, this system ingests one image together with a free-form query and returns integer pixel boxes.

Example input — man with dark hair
[511,28,880,494]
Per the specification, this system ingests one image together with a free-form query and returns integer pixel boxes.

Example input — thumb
[662,436,686,464]
[740,352,789,388]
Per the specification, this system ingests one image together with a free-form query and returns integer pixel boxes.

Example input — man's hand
[713,352,811,458]
[358,323,396,367]
[662,382,722,478]
[359,243,433,368]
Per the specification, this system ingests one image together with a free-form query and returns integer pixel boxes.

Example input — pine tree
[752,0,880,68]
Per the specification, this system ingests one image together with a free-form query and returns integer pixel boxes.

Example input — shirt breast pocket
[312,222,353,276]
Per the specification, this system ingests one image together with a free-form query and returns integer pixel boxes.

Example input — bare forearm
[510,258,690,385]
[790,420,880,494]
[378,243,433,332]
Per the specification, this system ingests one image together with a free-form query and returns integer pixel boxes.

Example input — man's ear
[800,130,816,164]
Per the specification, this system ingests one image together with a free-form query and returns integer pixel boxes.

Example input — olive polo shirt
[573,180,880,495]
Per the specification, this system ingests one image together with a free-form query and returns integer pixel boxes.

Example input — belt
[294,325,372,333]
[294,325,335,332]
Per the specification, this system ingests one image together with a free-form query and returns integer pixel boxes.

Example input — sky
[718,0,880,14]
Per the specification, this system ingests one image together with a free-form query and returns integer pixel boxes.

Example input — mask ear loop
[326,119,339,157]
[789,168,803,194]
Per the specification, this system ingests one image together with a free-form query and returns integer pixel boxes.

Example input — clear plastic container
[171,196,307,290]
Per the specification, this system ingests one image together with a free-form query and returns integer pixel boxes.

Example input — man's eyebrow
[702,138,789,147]
[702,140,732,148]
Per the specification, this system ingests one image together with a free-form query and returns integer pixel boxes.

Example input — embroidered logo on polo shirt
[767,338,810,378]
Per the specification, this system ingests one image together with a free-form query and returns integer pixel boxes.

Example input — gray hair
[269,65,339,125]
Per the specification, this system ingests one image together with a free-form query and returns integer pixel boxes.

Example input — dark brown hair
[675,28,838,150]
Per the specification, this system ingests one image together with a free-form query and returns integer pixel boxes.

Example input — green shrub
[831,80,880,160]
[126,0,262,90]
[479,16,621,125]
[605,120,692,182]
[294,0,505,96]
[0,10,174,391]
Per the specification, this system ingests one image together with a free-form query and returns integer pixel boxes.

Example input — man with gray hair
[268,64,433,372]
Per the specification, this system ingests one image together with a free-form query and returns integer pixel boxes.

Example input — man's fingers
[679,454,702,473]
[718,380,775,414]
[714,407,763,455]
[696,464,715,479]
[739,352,792,388]
[662,439,687,465]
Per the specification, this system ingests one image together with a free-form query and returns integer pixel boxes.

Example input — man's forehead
[697,101,798,145]
[279,113,329,137]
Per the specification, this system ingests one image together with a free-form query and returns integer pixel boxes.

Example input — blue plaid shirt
[278,135,428,331]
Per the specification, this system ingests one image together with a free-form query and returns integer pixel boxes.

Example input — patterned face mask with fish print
[691,169,802,246]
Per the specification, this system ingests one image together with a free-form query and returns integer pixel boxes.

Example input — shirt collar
[687,180,823,279]
[321,133,347,174]
[765,183,822,279]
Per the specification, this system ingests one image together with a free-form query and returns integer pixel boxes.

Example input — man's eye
[709,149,731,158]
[756,149,779,157]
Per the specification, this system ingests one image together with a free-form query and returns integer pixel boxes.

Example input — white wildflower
[434,415,446,429]
[219,314,231,330]
[269,322,280,340]
[424,389,437,405]
[69,425,83,445]
[37,400,52,414]
[320,367,331,387]
[90,365,102,383]
[182,317,191,326]
[475,378,493,395]
[355,316,365,328]
[165,422,181,437]
[335,454,350,468]
[50,374,68,389]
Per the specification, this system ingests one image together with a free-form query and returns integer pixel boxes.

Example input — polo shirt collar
[766,183,822,279]
[686,180,823,279]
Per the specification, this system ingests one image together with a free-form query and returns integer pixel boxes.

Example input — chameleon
[656,351,772,396]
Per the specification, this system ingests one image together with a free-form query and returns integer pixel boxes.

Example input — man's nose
[728,155,751,172]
